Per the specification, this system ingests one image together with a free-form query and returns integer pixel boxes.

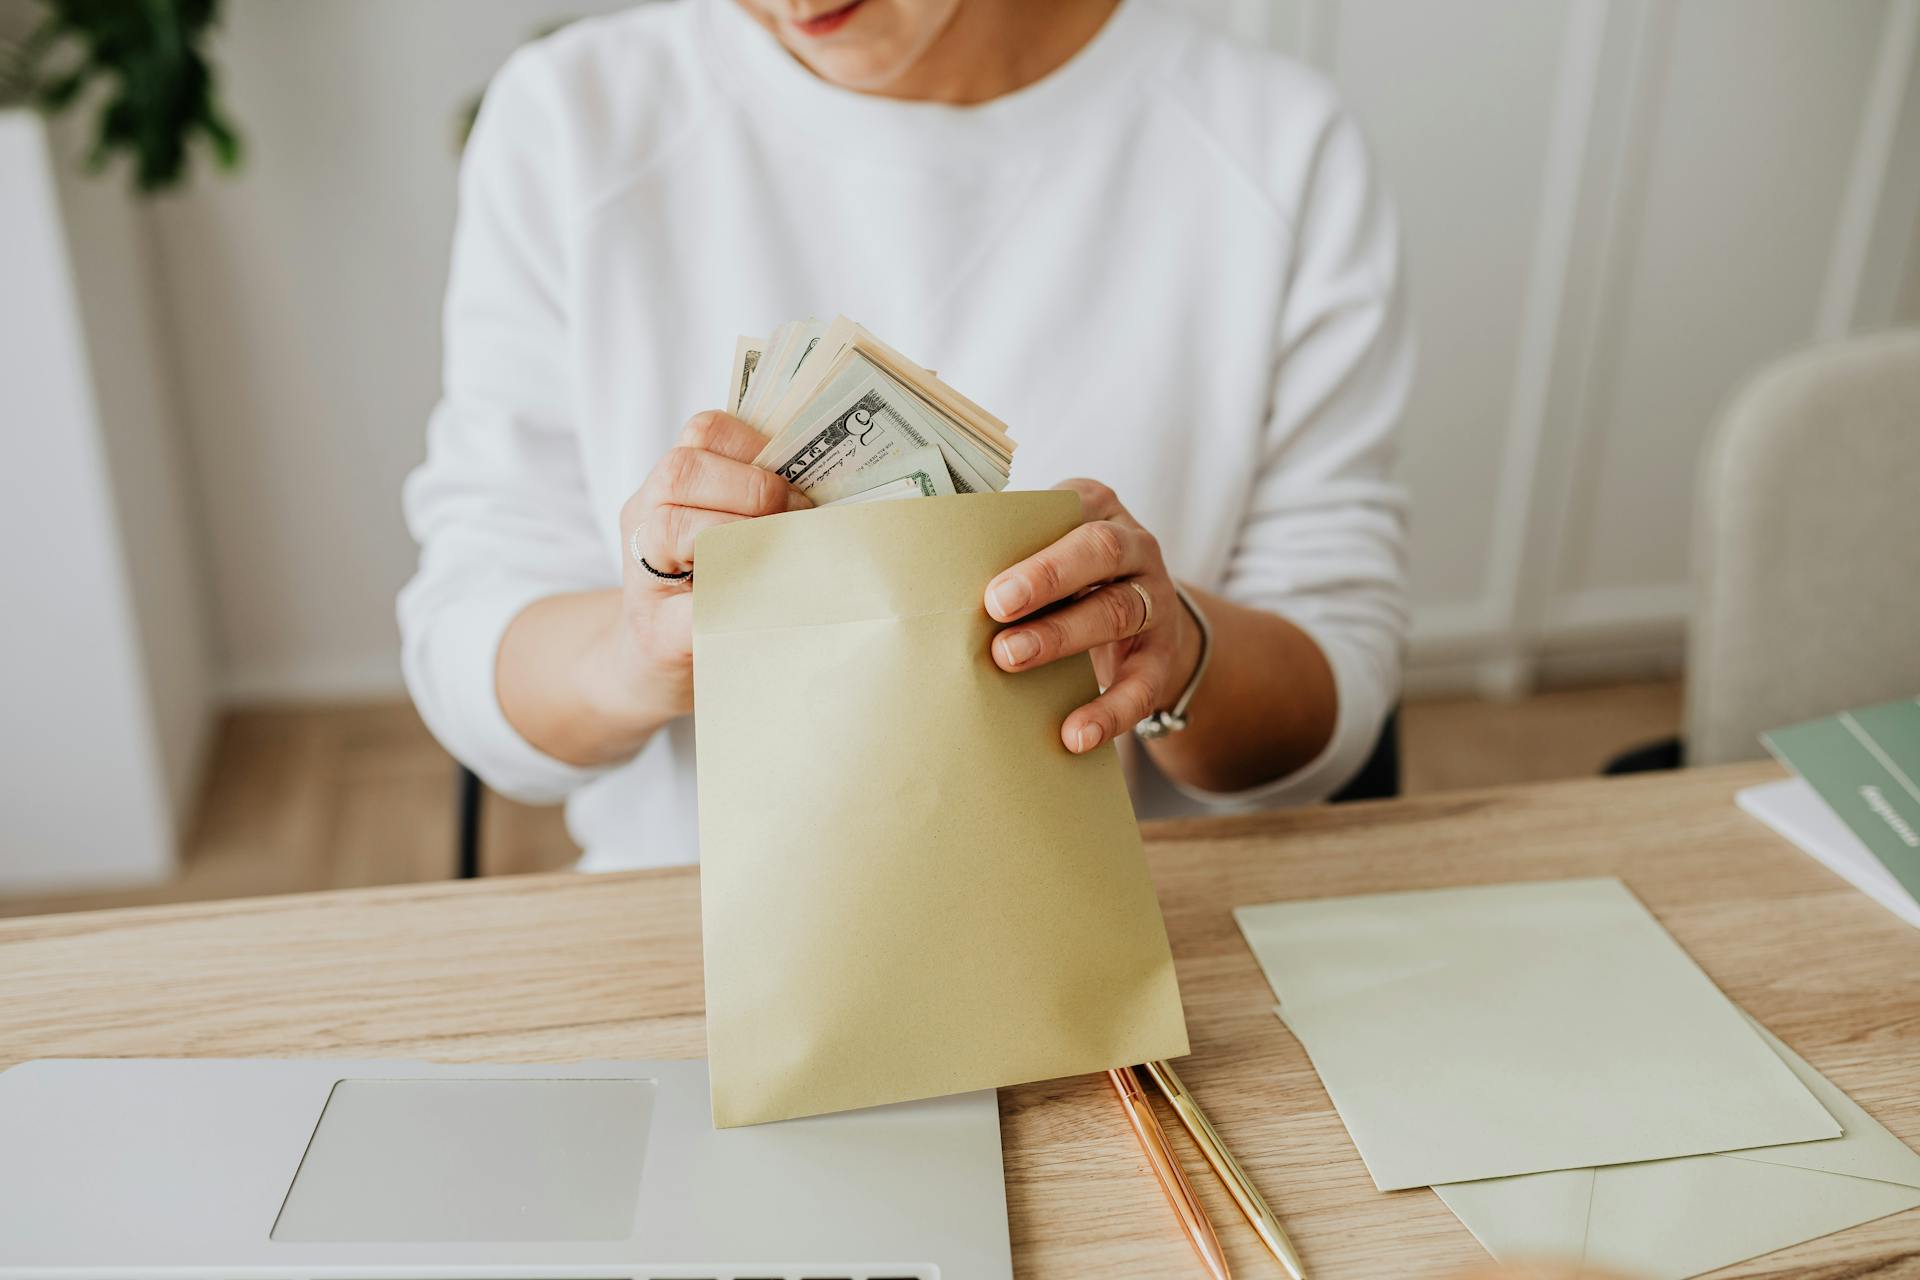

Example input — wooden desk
[4,762,1917,1278]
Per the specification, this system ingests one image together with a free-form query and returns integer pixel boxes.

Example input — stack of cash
[727,316,1017,508]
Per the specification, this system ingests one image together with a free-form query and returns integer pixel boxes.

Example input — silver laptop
[0,1057,1012,1279]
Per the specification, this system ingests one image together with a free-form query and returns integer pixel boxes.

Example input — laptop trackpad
[271,1079,653,1243]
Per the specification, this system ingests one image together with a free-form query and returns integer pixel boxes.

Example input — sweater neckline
[698,0,1161,162]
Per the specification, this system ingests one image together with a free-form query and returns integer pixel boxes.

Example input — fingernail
[1073,723,1104,753]
[987,575,1029,619]
[996,631,1040,668]
[786,490,812,512]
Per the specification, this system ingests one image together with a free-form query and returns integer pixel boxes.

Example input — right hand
[607,410,811,722]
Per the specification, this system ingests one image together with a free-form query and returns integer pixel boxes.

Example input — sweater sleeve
[1191,107,1414,806]
[397,46,616,804]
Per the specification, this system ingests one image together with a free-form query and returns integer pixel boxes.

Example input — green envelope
[1236,879,1839,1190]
[1432,1018,1920,1279]
[693,491,1189,1128]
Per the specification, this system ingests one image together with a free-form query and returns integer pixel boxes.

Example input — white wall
[134,0,1920,702]
[1225,0,1920,695]
[1906,212,1920,322]
[148,0,631,699]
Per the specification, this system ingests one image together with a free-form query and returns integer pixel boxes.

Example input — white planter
[0,108,214,895]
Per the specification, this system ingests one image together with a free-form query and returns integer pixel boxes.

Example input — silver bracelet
[1135,583,1212,739]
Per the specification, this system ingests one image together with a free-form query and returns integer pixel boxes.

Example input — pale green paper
[1235,879,1838,1189]
[1433,1018,1920,1280]
[693,491,1189,1128]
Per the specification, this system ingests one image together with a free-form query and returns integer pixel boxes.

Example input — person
[400,0,1412,871]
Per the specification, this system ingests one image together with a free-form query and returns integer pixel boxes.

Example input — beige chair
[1684,329,1920,765]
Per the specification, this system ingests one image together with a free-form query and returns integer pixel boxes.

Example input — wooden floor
[0,682,1682,919]
[1399,679,1684,792]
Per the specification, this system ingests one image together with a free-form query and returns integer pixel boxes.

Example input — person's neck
[873,0,1121,105]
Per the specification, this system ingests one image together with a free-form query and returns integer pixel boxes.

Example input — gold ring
[1128,580,1154,636]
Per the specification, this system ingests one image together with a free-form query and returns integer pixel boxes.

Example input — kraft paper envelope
[1433,1018,1920,1279]
[1235,878,1838,1189]
[693,491,1189,1128]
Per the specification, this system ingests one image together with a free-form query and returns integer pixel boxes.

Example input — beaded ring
[630,524,692,582]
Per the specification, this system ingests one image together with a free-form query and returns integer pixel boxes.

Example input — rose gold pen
[1108,1066,1232,1280]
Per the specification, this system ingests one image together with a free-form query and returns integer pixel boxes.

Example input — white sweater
[400,0,1413,871]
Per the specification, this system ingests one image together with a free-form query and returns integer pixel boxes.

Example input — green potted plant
[10,0,241,191]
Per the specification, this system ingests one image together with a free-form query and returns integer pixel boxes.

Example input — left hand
[985,479,1201,754]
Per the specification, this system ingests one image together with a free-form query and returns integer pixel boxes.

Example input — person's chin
[797,47,913,92]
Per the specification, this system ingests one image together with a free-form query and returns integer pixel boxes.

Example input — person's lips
[791,0,866,38]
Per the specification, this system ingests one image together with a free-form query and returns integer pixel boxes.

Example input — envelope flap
[1583,1148,1920,1280]
[1432,1017,1920,1280]
[1728,1022,1920,1188]
[694,490,1081,634]
[1433,1168,1595,1261]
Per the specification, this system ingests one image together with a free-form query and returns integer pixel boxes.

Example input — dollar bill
[737,319,794,423]
[762,355,1006,496]
[865,443,956,497]
[731,315,1015,506]
[781,438,954,503]
[757,392,923,504]
[754,361,965,504]
[757,315,858,436]
[740,317,825,429]
[758,320,1013,472]
[728,335,765,415]
[821,476,934,507]
[904,383,1007,491]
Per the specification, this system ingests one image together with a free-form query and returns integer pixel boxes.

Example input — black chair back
[1330,708,1401,804]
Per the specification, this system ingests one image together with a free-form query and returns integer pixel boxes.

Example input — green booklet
[1764,697,1920,904]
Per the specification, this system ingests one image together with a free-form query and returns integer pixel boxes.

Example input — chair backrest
[1686,329,1920,766]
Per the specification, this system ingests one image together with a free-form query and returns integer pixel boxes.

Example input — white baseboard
[1405,582,1689,698]
[1404,655,1539,701]
[1405,640,1683,700]
[1408,598,1509,663]
[1539,582,1691,646]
